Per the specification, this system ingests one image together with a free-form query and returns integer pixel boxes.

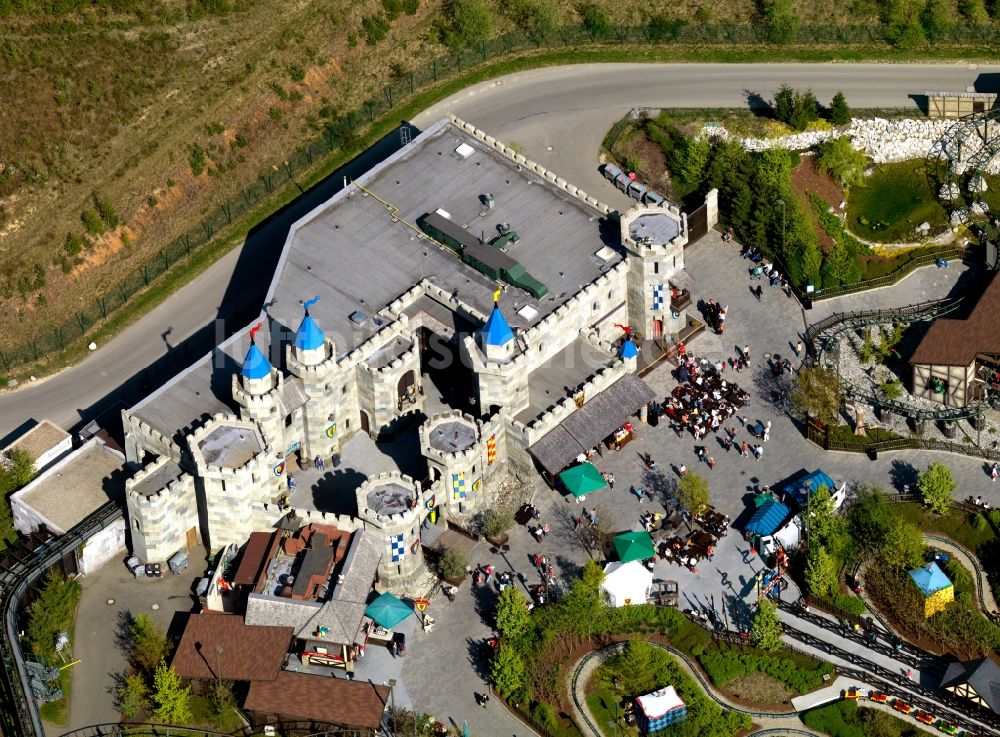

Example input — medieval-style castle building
[121,116,716,584]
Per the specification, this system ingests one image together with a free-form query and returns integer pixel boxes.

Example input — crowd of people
[656,352,752,442]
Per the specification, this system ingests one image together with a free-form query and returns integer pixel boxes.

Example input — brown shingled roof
[911,272,1000,367]
[244,671,389,729]
[233,531,279,588]
[171,614,292,682]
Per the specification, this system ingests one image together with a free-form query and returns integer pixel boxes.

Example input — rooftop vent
[518,305,539,320]
[455,143,475,160]
[481,193,495,210]
[434,207,452,220]
[349,311,367,325]
[595,246,617,263]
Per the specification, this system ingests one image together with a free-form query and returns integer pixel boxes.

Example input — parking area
[61,553,206,735]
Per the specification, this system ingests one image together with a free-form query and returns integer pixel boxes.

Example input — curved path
[568,640,824,737]
[924,532,999,616]
[4,62,1000,437]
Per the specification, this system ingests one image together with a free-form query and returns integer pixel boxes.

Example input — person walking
[763,420,771,442]
[742,345,751,363]
[541,523,550,537]
[741,441,750,458]
[707,456,716,470]
[753,444,763,462]
[991,462,999,481]
[678,464,687,478]
[607,472,615,490]
[794,339,804,357]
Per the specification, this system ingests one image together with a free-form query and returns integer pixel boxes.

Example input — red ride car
[869,691,889,703]
[915,710,934,725]
[893,699,913,714]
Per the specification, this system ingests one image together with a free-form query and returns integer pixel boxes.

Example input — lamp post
[612,676,623,737]
[214,645,223,683]
[776,198,786,255]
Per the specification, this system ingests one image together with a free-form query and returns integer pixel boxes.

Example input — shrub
[287,64,305,83]
[959,0,988,22]
[880,378,902,400]
[441,0,493,47]
[382,0,403,19]
[816,136,866,188]
[577,1,611,37]
[439,548,467,579]
[481,509,515,539]
[699,650,832,694]
[81,208,104,235]
[93,193,119,229]
[504,0,560,42]
[646,14,684,41]
[362,14,391,44]
[829,91,851,126]
[762,0,800,44]
[921,0,953,40]
[402,0,419,13]
[188,143,206,176]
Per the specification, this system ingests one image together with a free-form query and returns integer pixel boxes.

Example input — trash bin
[866,447,878,461]
[168,551,189,575]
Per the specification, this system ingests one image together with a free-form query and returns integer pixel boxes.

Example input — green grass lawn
[586,687,631,737]
[803,701,921,737]
[847,161,949,243]
[892,503,996,552]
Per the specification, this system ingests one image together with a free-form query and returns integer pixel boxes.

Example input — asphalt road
[3,61,998,440]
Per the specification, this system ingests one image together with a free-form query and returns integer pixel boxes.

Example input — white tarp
[601,561,653,608]
[760,516,802,556]
[637,686,685,719]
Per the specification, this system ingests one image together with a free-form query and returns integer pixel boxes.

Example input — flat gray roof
[427,419,477,453]
[517,337,617,423]
[630,213,680,246]
[3,420,70,460]
[198,424,261,468]
[131,458,183,498]
[128,119,620,445]
[265,119,621,358]
[365,482,412,517]
[14,440,125,533]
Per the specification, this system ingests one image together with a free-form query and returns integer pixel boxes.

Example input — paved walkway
[922,533,1000,615]
[398,233,999,734]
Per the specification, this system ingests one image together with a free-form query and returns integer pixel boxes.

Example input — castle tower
[620,205,689,340]
[286,297,341,461]
[419,411,489,520]
[232,322,285,451]
[356,472,428,584]
[620,337,639,373]
[189,414,281,552]
[478,291,516,362]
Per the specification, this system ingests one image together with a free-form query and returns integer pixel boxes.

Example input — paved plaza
[400,233,998,735]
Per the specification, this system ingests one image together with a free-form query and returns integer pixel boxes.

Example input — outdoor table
[690,531,717,549]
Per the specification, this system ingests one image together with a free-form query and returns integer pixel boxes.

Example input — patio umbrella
[558,463,607,498]
[613,530,656,563]
[365,591,414,629]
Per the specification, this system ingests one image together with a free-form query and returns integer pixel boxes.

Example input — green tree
[821,239,860,288]
[26,570,81,661]
[481,508,514,539]
[0,449,36,494]
[118,672,148,719]
[751,599,784,651]
[959,0,988,22]
[882,516,924,570]
[805,544,838,598]
[677,136,711,191]
[676,474,710,516]
[848,486,891,557]
[805,486,846,555]
[152,660,192,725]
[773,84,795,125]
[789,89,819,131]
[762,0,799,44]
[577,1,611,37]
[561,560,606,637]
[439,548,468,579]
[441,0,493,47]
[505,0,560,41]
[490,643,526,700]
[828,91,851,126]
[918,461,956,514]
[921,0,953,39]
[130,613,169,676]
[816,136,867,187]
[495,587,531,642]
[791,365,842,426]
[646,14,684,41]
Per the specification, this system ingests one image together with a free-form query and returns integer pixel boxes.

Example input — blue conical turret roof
[241,342,271,380]
[620,339,638,359]
[481,304,514,346]
[295,313,325,351]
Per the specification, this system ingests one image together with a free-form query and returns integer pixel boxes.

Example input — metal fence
[4,24,1000,375]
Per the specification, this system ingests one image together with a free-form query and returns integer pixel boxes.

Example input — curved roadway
[3,62,999,438]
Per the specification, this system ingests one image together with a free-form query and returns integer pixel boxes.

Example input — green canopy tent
[558,462,607,498]
[364,591,414,629]
[613,530,656,563]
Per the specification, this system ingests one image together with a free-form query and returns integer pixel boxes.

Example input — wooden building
[910,272,1000,408]
[940,658,1000,713]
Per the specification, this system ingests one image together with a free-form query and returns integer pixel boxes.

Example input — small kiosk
[636,686,687,733]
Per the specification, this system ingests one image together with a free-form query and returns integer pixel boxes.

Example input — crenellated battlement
[356,471,427,526]
[188,413,267,476]
[252,502,361,532]
[286,339,338,380]
[232,370,282,411]
[419,411,484,466]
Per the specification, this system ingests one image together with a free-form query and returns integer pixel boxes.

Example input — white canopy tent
[601,561,654,608]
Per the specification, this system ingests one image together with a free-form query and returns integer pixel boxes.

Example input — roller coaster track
[0,501,123,737]
[926,108,1000,228]
[802,296,991,423]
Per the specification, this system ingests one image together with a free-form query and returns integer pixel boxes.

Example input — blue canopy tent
[782,470,836,509]
[745,500,791,537]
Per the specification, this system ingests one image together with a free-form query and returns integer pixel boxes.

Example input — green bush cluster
[802,700,917,737]
[362,14,391,44]
[698,649,834,694]
[439,0,493,48]
[596,640,751,737]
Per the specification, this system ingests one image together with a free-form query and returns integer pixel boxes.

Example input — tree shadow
[464,636,491,680]
[114,609,136,659]
[888,460,918,492]
[744,89,773,117]
[641,467,676,507]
